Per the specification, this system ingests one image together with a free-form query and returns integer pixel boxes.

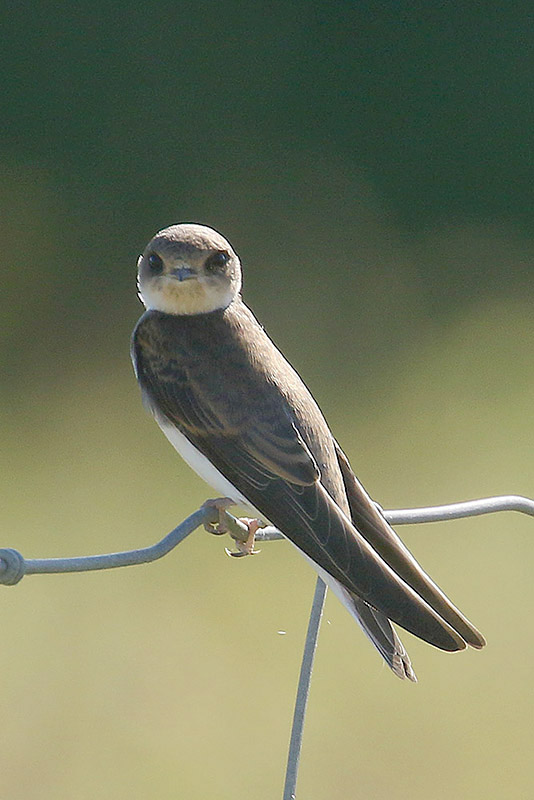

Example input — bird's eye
[147,252,163,274]
[205,251,229,272]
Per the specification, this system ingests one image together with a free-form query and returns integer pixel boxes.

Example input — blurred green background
[1,3,533,798]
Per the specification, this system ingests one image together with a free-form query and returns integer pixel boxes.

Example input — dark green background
[1,4,533,799]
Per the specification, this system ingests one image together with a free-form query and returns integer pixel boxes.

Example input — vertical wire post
[283,576,327,800]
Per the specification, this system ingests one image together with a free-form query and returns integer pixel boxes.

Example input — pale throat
[139,277,236,316]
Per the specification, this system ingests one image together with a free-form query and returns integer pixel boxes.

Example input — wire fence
[2,494,533,798]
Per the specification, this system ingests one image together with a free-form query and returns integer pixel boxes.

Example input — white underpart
[156,411,364,625]
[296,548,367,626]
[155,412,253,509]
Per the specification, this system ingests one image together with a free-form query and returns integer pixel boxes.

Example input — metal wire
[2,493,534,799]
[283,576,326,800]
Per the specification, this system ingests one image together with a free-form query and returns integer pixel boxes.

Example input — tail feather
[350,595,417,681]
[300,547,417,680]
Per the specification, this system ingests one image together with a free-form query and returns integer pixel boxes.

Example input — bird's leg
[202,498,263,556]
[202,496,235,534]
[225,517,262,558]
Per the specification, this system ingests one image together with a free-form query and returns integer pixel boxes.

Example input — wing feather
[334,442,486,649]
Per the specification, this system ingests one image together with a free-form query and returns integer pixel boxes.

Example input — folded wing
[334,442,485,649]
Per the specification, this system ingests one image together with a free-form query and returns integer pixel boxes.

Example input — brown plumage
[132,223,485,680]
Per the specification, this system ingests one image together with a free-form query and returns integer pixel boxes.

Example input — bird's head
[137,223,242,315]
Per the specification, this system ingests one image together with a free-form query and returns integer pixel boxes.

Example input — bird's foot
[225,518,262,558]
[202,497,235,535]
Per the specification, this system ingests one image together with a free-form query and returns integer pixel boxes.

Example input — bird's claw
[225,544,262,558]
[225,518,262,557]
[202,497,235,535]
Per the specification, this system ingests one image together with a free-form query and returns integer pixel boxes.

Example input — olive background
[1,4,533,798]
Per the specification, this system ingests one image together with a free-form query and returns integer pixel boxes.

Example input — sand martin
[131,223,485,680]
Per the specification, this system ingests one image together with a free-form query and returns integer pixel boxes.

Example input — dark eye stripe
[147,252,164,274]
[205,251,229,272]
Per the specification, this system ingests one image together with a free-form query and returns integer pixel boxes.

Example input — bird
[131,222,485,681]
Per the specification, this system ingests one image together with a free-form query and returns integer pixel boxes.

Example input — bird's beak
[170,266,197,282]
